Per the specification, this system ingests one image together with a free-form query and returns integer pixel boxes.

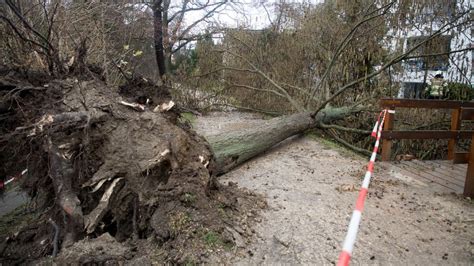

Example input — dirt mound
[0,70,264,264]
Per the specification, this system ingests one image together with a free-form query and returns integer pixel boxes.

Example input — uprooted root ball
[0,72,264,264]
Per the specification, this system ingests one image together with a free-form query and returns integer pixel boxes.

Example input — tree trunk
[208,106,357,174]
[162,7,172,74]
[153,1,166,78]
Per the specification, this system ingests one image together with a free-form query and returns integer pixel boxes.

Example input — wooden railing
[379,98,474,197]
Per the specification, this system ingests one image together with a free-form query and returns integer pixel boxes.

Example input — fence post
[381,110,394,161]
[448,108,461,160]
[464,133,474,197]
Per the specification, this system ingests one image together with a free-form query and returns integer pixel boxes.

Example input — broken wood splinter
[119,100,145,111]
[153,100,175,113]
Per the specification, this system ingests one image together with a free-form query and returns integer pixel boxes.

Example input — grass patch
[305,130,365,160]
[201,229,234,251]
[203,231,220,246]
[179,112,197,125]
[217,203,228,218]
[169,211,191,236]
[181,192,197,205]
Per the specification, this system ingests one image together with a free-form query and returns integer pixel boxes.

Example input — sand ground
[195,111,474,265]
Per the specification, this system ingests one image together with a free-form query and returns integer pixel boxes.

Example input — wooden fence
[379,98,474,197]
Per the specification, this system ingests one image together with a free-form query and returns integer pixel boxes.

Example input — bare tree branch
[226,82,286,98]
[0,14,50,52]
[310,10,471,118]
[4,0,55,52]
[173,1,227,46]
[318,123,371,134]
[325,128,373,157]
[306,1,396,107]
[222,49,305,112]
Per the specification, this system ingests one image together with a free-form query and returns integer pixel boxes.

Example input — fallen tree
[209,107,360,174]
[0,65,361,263]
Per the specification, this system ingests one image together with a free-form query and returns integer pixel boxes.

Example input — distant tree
[149,0,231,81]
[195,31,222,82]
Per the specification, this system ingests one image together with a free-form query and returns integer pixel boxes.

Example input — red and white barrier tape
[0,169,27,189]
[337,109,391,266]
[370,111,383,138]
[0,178,14,189]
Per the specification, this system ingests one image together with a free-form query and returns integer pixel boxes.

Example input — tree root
[85,178,123,234]
[48,219,60,257]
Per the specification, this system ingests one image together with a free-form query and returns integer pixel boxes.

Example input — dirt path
[195,112,474,265]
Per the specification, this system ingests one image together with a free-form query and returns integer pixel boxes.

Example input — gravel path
[195,112,474,265]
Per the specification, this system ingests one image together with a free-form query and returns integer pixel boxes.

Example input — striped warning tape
[0,169,27,189]
[0,178,14,189]
[370,111,383,138]
[337,109,391,266]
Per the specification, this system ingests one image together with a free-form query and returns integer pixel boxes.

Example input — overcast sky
[186,0,323,30]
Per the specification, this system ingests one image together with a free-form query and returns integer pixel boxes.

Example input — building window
[415,1,456,23]
[405,35,451,71]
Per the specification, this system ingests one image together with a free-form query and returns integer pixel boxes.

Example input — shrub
[445,82,473,101]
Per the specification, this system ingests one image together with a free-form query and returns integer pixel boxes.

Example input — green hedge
[445,82,474,100]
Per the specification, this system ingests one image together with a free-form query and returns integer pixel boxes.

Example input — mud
[195,112,474,265]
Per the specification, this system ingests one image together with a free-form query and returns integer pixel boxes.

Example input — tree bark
[153,1,166,78]
[208,106,358,174]
[162,6,172,73]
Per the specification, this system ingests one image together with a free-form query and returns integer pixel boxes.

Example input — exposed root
[85,178,123,234]
[48,219,60,257]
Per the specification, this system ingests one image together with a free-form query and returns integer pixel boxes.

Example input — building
[394,0,472,98]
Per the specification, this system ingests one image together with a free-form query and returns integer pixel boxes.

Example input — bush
[445,82,473,101]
